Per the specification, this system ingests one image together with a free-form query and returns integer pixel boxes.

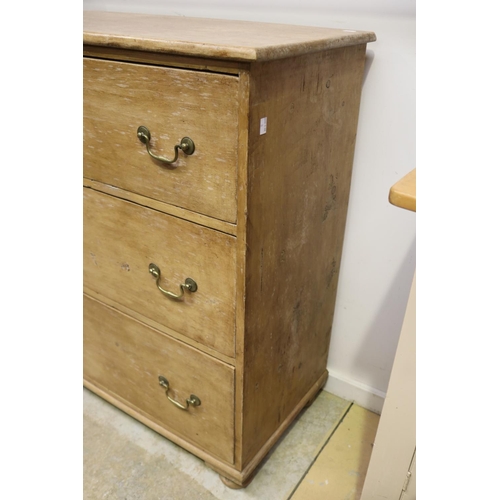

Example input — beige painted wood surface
[360,274,416,500]
[83,188,237,357]
[240,43,368,468]
[292,405,380,500]
[83,295,235,464]
[402,452,416,500]
[84,57,239,222]
[84,11,376,62]
[389,169,416,212]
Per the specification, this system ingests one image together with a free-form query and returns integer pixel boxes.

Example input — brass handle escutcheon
[137,126,195,165]
[149,263,197,300]
[159,376,201,410]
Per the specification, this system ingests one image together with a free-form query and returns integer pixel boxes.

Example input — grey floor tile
[83,388,349,500]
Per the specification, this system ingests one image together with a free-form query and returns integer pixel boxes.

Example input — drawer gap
[83,183,238,237]
[83,51,245,77]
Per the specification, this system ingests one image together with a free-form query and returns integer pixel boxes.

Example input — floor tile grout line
[285,401,355,500]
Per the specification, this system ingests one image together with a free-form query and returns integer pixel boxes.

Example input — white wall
[84,1,416,413]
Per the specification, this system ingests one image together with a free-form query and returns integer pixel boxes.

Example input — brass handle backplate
[137,126,195,165]
[159,375,201,411]
[149,263,197,300]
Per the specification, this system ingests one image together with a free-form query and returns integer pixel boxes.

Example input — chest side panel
[241,44,368,466]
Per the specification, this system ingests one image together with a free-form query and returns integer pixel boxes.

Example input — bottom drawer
[83,294,235,463]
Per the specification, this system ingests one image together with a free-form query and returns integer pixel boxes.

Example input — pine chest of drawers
[83,11,375,488]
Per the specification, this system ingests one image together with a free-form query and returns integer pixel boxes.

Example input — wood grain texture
[83,286,236,366]
[83,45,248,74]
[240,45,368,466]
[84,57,239,222]
[239,371,328,483]
[204,370,328,486]
[83,188,237,357]
[83,295,235,464]
[389,168,416,212]
[84,378,241,472]
[233,70,251,471]
[82,15,376,486]
[84,11,376,62]
[83,178,237,236]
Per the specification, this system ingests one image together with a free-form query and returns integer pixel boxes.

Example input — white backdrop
[84,0,416,413]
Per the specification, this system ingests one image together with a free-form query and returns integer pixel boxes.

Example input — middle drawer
[83,188,237,357]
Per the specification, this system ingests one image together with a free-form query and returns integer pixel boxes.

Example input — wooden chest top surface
[83,11,376,62]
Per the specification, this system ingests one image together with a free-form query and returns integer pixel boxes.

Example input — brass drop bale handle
[149,263,197,300]
[137,126,195,165]
[159,376,201,411]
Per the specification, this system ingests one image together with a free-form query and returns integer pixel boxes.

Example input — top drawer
[83,58,240,223]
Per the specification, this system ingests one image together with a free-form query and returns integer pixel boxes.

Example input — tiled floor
[84,388,379,500]
[290,405,380,500]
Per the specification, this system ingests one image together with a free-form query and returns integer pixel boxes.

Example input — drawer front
[84,188,236,357]
[83,57,239,223]
[83,295,235,463]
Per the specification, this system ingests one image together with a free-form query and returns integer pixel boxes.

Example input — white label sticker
[260,117,267,135]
